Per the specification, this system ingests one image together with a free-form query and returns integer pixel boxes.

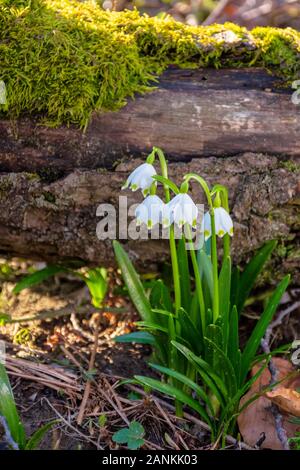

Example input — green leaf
[149,363,215,419]
[227,306,241,384]
[218,256,231,349]
[0,313,11,326]
[98,414,107,427]
[84,267,108,308]
[177,238,191,312]
[204,337,237,397]
[152,175,179,195]
[172,341,228,404]
[114,331,156,345]
[136,321,168,334]
[113,241,152,322]
[112,421,145,450]
[13,265,66,294]
[134,375,214,436]
[150,280,173,314]
[240,274,290,383]
[236,240,277,314]
[127,438,145,450]
[197,249,213,302]
[177,308,202,355]
[25,420,59,450]
[230,267,240,309]
[205,324,224,366]
[0,364,26,448]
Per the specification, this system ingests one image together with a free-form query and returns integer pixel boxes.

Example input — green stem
[154,147,181,315]
[153,147,182,417]
[185,226,206,334]
[210,209,219,322]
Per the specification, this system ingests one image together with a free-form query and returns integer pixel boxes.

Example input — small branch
[77,315,101,425]
[0,415,19,450]
[42,397,102,449]
[125,384,254,450]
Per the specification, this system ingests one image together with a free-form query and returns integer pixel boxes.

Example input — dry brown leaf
[266,387,300,418]
[238,358,300,449]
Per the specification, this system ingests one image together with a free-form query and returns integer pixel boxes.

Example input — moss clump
[0,0,299,128]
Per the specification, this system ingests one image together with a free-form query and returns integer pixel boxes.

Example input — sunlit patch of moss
[0,0,299,128]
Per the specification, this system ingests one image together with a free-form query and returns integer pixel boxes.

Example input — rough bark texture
[0,68,299,283]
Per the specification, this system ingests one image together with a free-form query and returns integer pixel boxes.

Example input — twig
[0,415,19,450]
[125,384,254,450]
[77,315,101,425]
[42,397,103,449]
[100,378,130,426]
[264,301,300,347]
[153,399,189,450]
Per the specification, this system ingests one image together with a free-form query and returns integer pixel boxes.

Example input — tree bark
[0,68,299,283]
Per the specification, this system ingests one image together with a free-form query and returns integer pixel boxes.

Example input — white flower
[201,207,233,239]
[135,195,165,229]
[122,163,156,197]
[201,211,212,241]
[163,193,198,228]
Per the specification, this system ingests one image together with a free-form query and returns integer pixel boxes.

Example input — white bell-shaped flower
[201,207,233,239]
[135,195,165,229]
[201,211,212,241]
[122,163,156,197]
[163,193,198,228]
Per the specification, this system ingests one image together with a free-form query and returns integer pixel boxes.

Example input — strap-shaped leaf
[135,375,214,436]
[240,274,290,383]
[235,240,277,314]
[13,265,66,294]
[114,331,156,345]
[227,306,241,384]
[0,364,26,448]
[177,238,192,313]
[218,256,231,349]
[149,362,215,418]
[150,280,173,315]
[172,341,228,403]
[177,308,202,355]
[204,337,237,397]
[25,420,59,450]
[113,241,152,322]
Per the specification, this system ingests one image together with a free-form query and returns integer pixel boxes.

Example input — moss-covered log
[0,1,299,283]
[0,67,299,284]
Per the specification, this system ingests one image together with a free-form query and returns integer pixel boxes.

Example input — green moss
[0,0,299,128]
[42,190,56,203]
[280,160,300,173]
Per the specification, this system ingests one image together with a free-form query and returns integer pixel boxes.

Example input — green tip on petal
[131,184,138,191]
[204,230,210,237]
[142,188,149,197]
[121,182,128,190]
[218,230,225,237]
[230,228,234,236]
[192,218,197,227]
[147,220,153,229]
[136,219,141,226]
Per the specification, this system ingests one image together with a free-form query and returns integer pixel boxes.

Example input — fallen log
[0,67,299,284]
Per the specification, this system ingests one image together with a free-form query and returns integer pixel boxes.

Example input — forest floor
[0,258,299,450]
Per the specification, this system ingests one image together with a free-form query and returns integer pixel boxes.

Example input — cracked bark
[0,68,299,282]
